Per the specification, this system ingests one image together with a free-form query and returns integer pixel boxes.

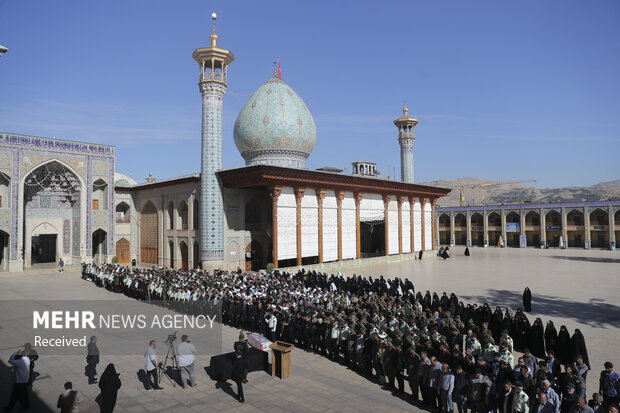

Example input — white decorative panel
[279,187,296,207]
[402,204,411,253]
[277,205,296,260]
[323,208,338,262]
[301,188,317,207]
[323,190,337,208]
[388,210,399,255]
[342,192,356,259]
[413,199,422,251]
[360,193,384,222]
[301,207,318,257]
[388,198,399,211]
[424,208,432,250]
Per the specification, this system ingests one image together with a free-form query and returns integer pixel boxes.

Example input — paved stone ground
[0,247,618,413]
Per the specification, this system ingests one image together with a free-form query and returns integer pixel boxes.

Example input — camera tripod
[159,339,179,387]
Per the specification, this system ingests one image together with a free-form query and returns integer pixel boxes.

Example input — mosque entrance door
[180,241,189,270]
[31,234,57,264]
[245,241,263,272]
[360,221,385,258]
[116,238,130,263]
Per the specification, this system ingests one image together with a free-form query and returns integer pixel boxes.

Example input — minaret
[393,103,418,183]
[192,13,234,268]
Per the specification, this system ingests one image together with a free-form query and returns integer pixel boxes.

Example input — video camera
[165,331,178,346]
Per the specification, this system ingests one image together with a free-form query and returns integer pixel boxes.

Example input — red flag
[277,59,282,80]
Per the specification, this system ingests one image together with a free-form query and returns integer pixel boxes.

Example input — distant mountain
[418,178,620,207]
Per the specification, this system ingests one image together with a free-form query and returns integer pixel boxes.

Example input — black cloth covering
[98,363,121,413]
[570,329,589,367]
[209,348,268,381]
[523,287,532,312]
[557,325,571,364]
[529,318,546,359]
[544,321,558,355]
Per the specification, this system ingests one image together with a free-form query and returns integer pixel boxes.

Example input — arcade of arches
[437,202,620,249]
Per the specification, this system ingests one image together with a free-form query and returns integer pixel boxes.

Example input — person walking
[439,363,455,413]
[57,381,80,413]
[5,351,30,411]
[59,257,64,273]
[599,362,619,407]
[98,363,121,413]
[232,349,247,403]
[145,340,163,391]
[177,335,196,389]
[86,335,99,384]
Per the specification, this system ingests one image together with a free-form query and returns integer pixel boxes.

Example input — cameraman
[177,335,196,388]
[144,340,163,391]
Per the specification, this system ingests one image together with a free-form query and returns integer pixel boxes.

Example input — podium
[270,341,294,379]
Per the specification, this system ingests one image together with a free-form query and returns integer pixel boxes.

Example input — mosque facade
[0,18,449,272]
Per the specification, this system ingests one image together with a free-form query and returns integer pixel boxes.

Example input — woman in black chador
[491,307,504,341]
[513,309,531,350]
[98,363,121,413]
[557,325,571,364]
[522,287,532,312]
[529,318,546,358]
[423,291,432,310]
[502,308,514,336]
[545,320,558,355]
[570,329,590,367]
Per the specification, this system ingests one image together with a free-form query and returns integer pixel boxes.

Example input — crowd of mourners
[81,263,620,413]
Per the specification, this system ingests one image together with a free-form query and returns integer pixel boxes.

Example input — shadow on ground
[0,359,55,412]
[214,380,237,400]
[549,255,620,264]
[461,289,620,328]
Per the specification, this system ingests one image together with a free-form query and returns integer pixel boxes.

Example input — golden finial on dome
[403,100,408,116]
[210,12,218,47]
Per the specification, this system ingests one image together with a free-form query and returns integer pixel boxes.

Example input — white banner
[342,209,356,259]
[388,210,399,255]
[402,206,411,253]
[301,207,318,258]
[424,209,432,250]
[323,208,338,262]
[413,200,422,251]
[277,205,296,260]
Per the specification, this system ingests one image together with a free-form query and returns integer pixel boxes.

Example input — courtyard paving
[0,247,618,412]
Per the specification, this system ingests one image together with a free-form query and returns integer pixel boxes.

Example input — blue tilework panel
[200,83,225,261]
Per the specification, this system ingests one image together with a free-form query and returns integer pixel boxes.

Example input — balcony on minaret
[192,14,235,86]
[398,128,414,140]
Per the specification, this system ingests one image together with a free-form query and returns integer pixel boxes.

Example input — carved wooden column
[421,198,427,251]
[316,189,326,263]
[354,192,363,259]
[431,198,437,250]
[410,198,416,252]
[336,190,345,261]
[295,187,305,266]
[397,195,404,254]
[383,194,391,256]
[269,186,281,268]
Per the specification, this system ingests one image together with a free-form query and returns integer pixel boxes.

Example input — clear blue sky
[1,0,619,188]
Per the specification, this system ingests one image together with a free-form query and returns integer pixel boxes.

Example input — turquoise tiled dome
[234,76,317,168]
